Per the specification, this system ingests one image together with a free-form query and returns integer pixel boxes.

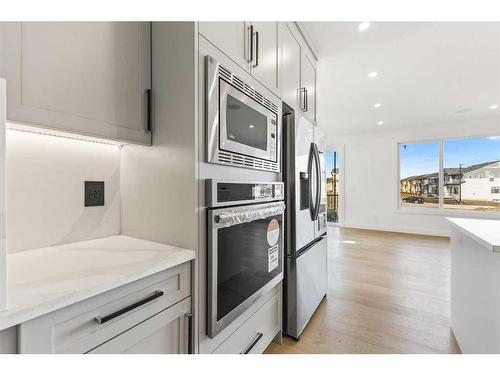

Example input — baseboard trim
[341,222,450,238]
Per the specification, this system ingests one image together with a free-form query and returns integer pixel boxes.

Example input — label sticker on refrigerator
[267,218,280,246]
[268,245,279,272]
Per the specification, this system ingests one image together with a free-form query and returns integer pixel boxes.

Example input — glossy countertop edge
[447,218,500,252]
[0,236,195,331]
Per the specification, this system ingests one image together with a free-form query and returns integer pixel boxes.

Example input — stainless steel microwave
[206,55,281,173]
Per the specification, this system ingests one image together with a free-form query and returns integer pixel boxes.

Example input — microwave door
[219,79,277,162]
[293,116,316,252]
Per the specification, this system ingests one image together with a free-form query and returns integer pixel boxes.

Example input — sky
[325,151,339,177]
[400,136,500,178]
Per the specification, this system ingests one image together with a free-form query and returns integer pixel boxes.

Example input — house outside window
[399,136,500,212]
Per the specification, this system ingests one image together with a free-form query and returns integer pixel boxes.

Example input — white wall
[6,129,121,253]
[329,116,500,237]
[120,22,197,251]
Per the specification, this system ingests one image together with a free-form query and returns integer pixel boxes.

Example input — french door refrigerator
[282,103,327,339]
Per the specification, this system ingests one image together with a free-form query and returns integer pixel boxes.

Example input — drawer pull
[185,312,193,354]
[94,290,164,325]
[241,332,264,354]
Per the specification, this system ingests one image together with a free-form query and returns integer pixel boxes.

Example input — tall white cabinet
[0,22,152,145]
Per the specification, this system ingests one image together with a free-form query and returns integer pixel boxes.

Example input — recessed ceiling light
[377,121,384,125]
[373,103,381,108]
[490,104,499,110]
[248,124,255,128]
[358,22,371,32]
[368,71,378,79]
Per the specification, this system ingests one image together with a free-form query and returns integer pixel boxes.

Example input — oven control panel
[206,179,284,208]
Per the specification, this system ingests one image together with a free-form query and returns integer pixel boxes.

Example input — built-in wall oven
[206,55,281,173]
[206,180,285,338]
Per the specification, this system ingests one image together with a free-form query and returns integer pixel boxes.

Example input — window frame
[396,135,500,218]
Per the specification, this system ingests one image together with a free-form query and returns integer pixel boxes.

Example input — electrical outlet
[85,181,105,207]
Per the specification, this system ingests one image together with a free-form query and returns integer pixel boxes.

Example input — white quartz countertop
[0,235,195,330]
[447,218,500,252]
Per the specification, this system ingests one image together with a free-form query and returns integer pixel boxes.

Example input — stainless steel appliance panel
[285,235,327,339]
[293,115,317,252]
[205,179,284,208]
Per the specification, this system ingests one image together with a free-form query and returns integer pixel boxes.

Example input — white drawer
[19,262,190,353]
[213,288,281,354]
[88,297,191,354]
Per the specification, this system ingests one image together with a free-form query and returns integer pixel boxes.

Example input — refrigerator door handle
[307,143,316,220]
[312,143,321,221]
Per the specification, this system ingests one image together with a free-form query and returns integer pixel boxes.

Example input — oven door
[207,201,285,338]
[219,79,278,163]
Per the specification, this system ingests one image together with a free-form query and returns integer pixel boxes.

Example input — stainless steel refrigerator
[282,103,328,339]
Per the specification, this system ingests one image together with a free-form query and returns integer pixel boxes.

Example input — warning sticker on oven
[267,218,280,246]
[268,245,279,272]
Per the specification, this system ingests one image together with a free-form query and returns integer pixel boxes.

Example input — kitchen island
[448,218,500,353]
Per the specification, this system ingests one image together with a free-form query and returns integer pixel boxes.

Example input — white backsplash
[6,129,121,253]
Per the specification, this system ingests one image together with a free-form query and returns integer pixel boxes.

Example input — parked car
[402,196,424,204]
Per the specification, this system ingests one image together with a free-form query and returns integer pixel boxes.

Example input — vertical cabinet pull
[305,88,309,112]
[299,87,307,111]
[248,25,254,63]
[241,332,264,354]
[145,88,152,133]
[185,312,193,354]
[253,31,259,68]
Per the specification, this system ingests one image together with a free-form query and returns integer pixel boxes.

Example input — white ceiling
[300,22,500,138]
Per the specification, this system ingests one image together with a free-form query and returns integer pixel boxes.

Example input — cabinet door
[279,23,301,110]
[88,298,191,354]
[301,51,316,123]
[199,22,249,72]
[0,22,152,145]
[250,22,278,95]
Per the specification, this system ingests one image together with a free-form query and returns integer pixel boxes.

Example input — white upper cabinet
[249,22,278,94]
[199,21,279,95]
[301,51,317,123]
[0,22,152,145]
[279,23,301,110]
[198,22,250,72]
[278,23,317,123]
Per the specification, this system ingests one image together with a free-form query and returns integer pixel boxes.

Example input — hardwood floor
[265,226,461,354]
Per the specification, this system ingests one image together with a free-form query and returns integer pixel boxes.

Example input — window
[399,136,500,212]
[399,142,440,208]
[326,151,341,223]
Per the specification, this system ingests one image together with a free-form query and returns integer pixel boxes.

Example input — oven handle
[213,202,285,228]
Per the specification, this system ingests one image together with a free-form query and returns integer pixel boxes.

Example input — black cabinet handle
[145,88,152,133]
[253,31,259,67]
[185,312,193,354]
[241,332,264,354]
[94,290,164,325]
[248,25,254,63]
